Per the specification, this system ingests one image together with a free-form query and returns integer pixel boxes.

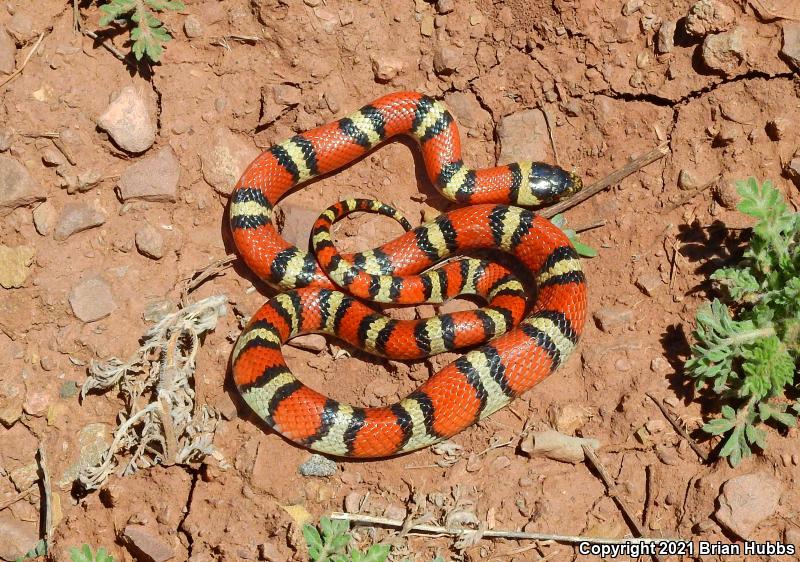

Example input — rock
[593,306,633,332]
[0,25,16,75]
[54,201,106,241]
[497,109,550,164]
[123,525,175,562]
[785,527,800,548]
[436,0,455,14]
[118,147,180,202]
[275,203,321,248]
[135,224,165,260]
[420,15,434,37]
[23,390,49,416]
[273,84,301,106]
[289,334,326,353]
[678,168,701,190]
[199,128,259,195]
[443,92,491,131]
[433,44,462,74]
[712,179,740,209]
[635,272,663,296]
[0,155,44,213]
[549,403,591,434]
[0,245,35,288]
[344,491,364,513]
[0,128,11,152]
[371,54,404,83]
[58,423,112,486]
[97,86,157,153]
[785,155,800,188]
[32,201,56,235]
[0,513,39,561]
[0,383,23,426]
[685,0,736,37]
[650,356,671,375]
[701,27,745,75]
[766,117,788,141]
[655,20,676,54]
[258,543,284,562]
[6,13,36,43]
[69,275,116,322]
[298,454,338,477]
[622,0,643,16]
[781,23,800,71]
[715,473,782,539]
[41,147,65,167]
[183,15,203,38]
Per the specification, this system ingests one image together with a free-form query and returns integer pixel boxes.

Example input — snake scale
[229,91,588,458]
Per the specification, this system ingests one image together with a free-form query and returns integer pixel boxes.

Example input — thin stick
[0,33,45,89]
[0,486,35,511]
[646,393,708,462]
[37,444,53,549]
[666,177,718,212]
[180,254,237,307]
[330,512,679,546]
[540,142,670,219]
[81,29,128,61]
[573,219,606,233]
[541,107,561,168]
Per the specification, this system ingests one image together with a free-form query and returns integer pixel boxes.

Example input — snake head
[520,163,583,206]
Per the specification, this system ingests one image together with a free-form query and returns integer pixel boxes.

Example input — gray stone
[593,306,634,332]
[785,156,800,188]
[433,44,462,74]
[436,0,455,14]
[443,91,491,131]
[0,513,39,561]
[69,275,116,322]
[135,224,166,260]
[715,473,782,539]
[183,15,203,38]
[123,525,175,562]
[54,201,106,241]
[622,0,643,16]
[41,147,65,167]
[298,454,338,477]
[289,334,327,353]
[0,128,11,152]
[118,147,180,202]
[781,22,800,71]
[32,201,56,236]
[635,272,663,296]
[273,84,301,106]
[97,86,157,153]
[655,20,676,54]
[0,25,16,75]
[497,109,550,164]
[371,54,404,83]
[685,0,735,37]
[0,245,34,289]
[199,128,259,195]
[702,27,745,75]
[0,155,44,214]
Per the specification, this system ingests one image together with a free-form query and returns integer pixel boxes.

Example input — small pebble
[183,15,203,38]
[97,86,156,153]
[135,224,165,260]
[69,275,116,322]
[655,20,676,54]
[298,454,338,477]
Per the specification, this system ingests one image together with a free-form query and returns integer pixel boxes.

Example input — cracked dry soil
[1,0,800,561]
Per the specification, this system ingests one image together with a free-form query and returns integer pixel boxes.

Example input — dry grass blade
[0,33,45,89]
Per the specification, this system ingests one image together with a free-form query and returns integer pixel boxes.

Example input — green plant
[68,545,114,562]
[14,540,46,562]
[551,213,598,258]
[98,0,185,62]
[302,517,446,562]
[687,178,800,466]
[303,518,390,562]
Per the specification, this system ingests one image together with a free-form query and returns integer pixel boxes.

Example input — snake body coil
[230,91,587,458]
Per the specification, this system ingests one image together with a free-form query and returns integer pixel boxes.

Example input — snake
[229,91,588,458]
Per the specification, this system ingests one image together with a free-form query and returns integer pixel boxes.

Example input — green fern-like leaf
[97,0,184,62]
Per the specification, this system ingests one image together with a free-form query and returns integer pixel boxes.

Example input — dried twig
[181,254,237,307]
[540,142,670,219]
[80,29,128,61]
[0,33,45,89]
[37,444,53,549]
[541,106,560,168]
[646,393,708,462]
[581,445,666,562]
[573,219,606,234]
[666,177,718,212]
[0,486,35,511]
[330,512,679,546]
